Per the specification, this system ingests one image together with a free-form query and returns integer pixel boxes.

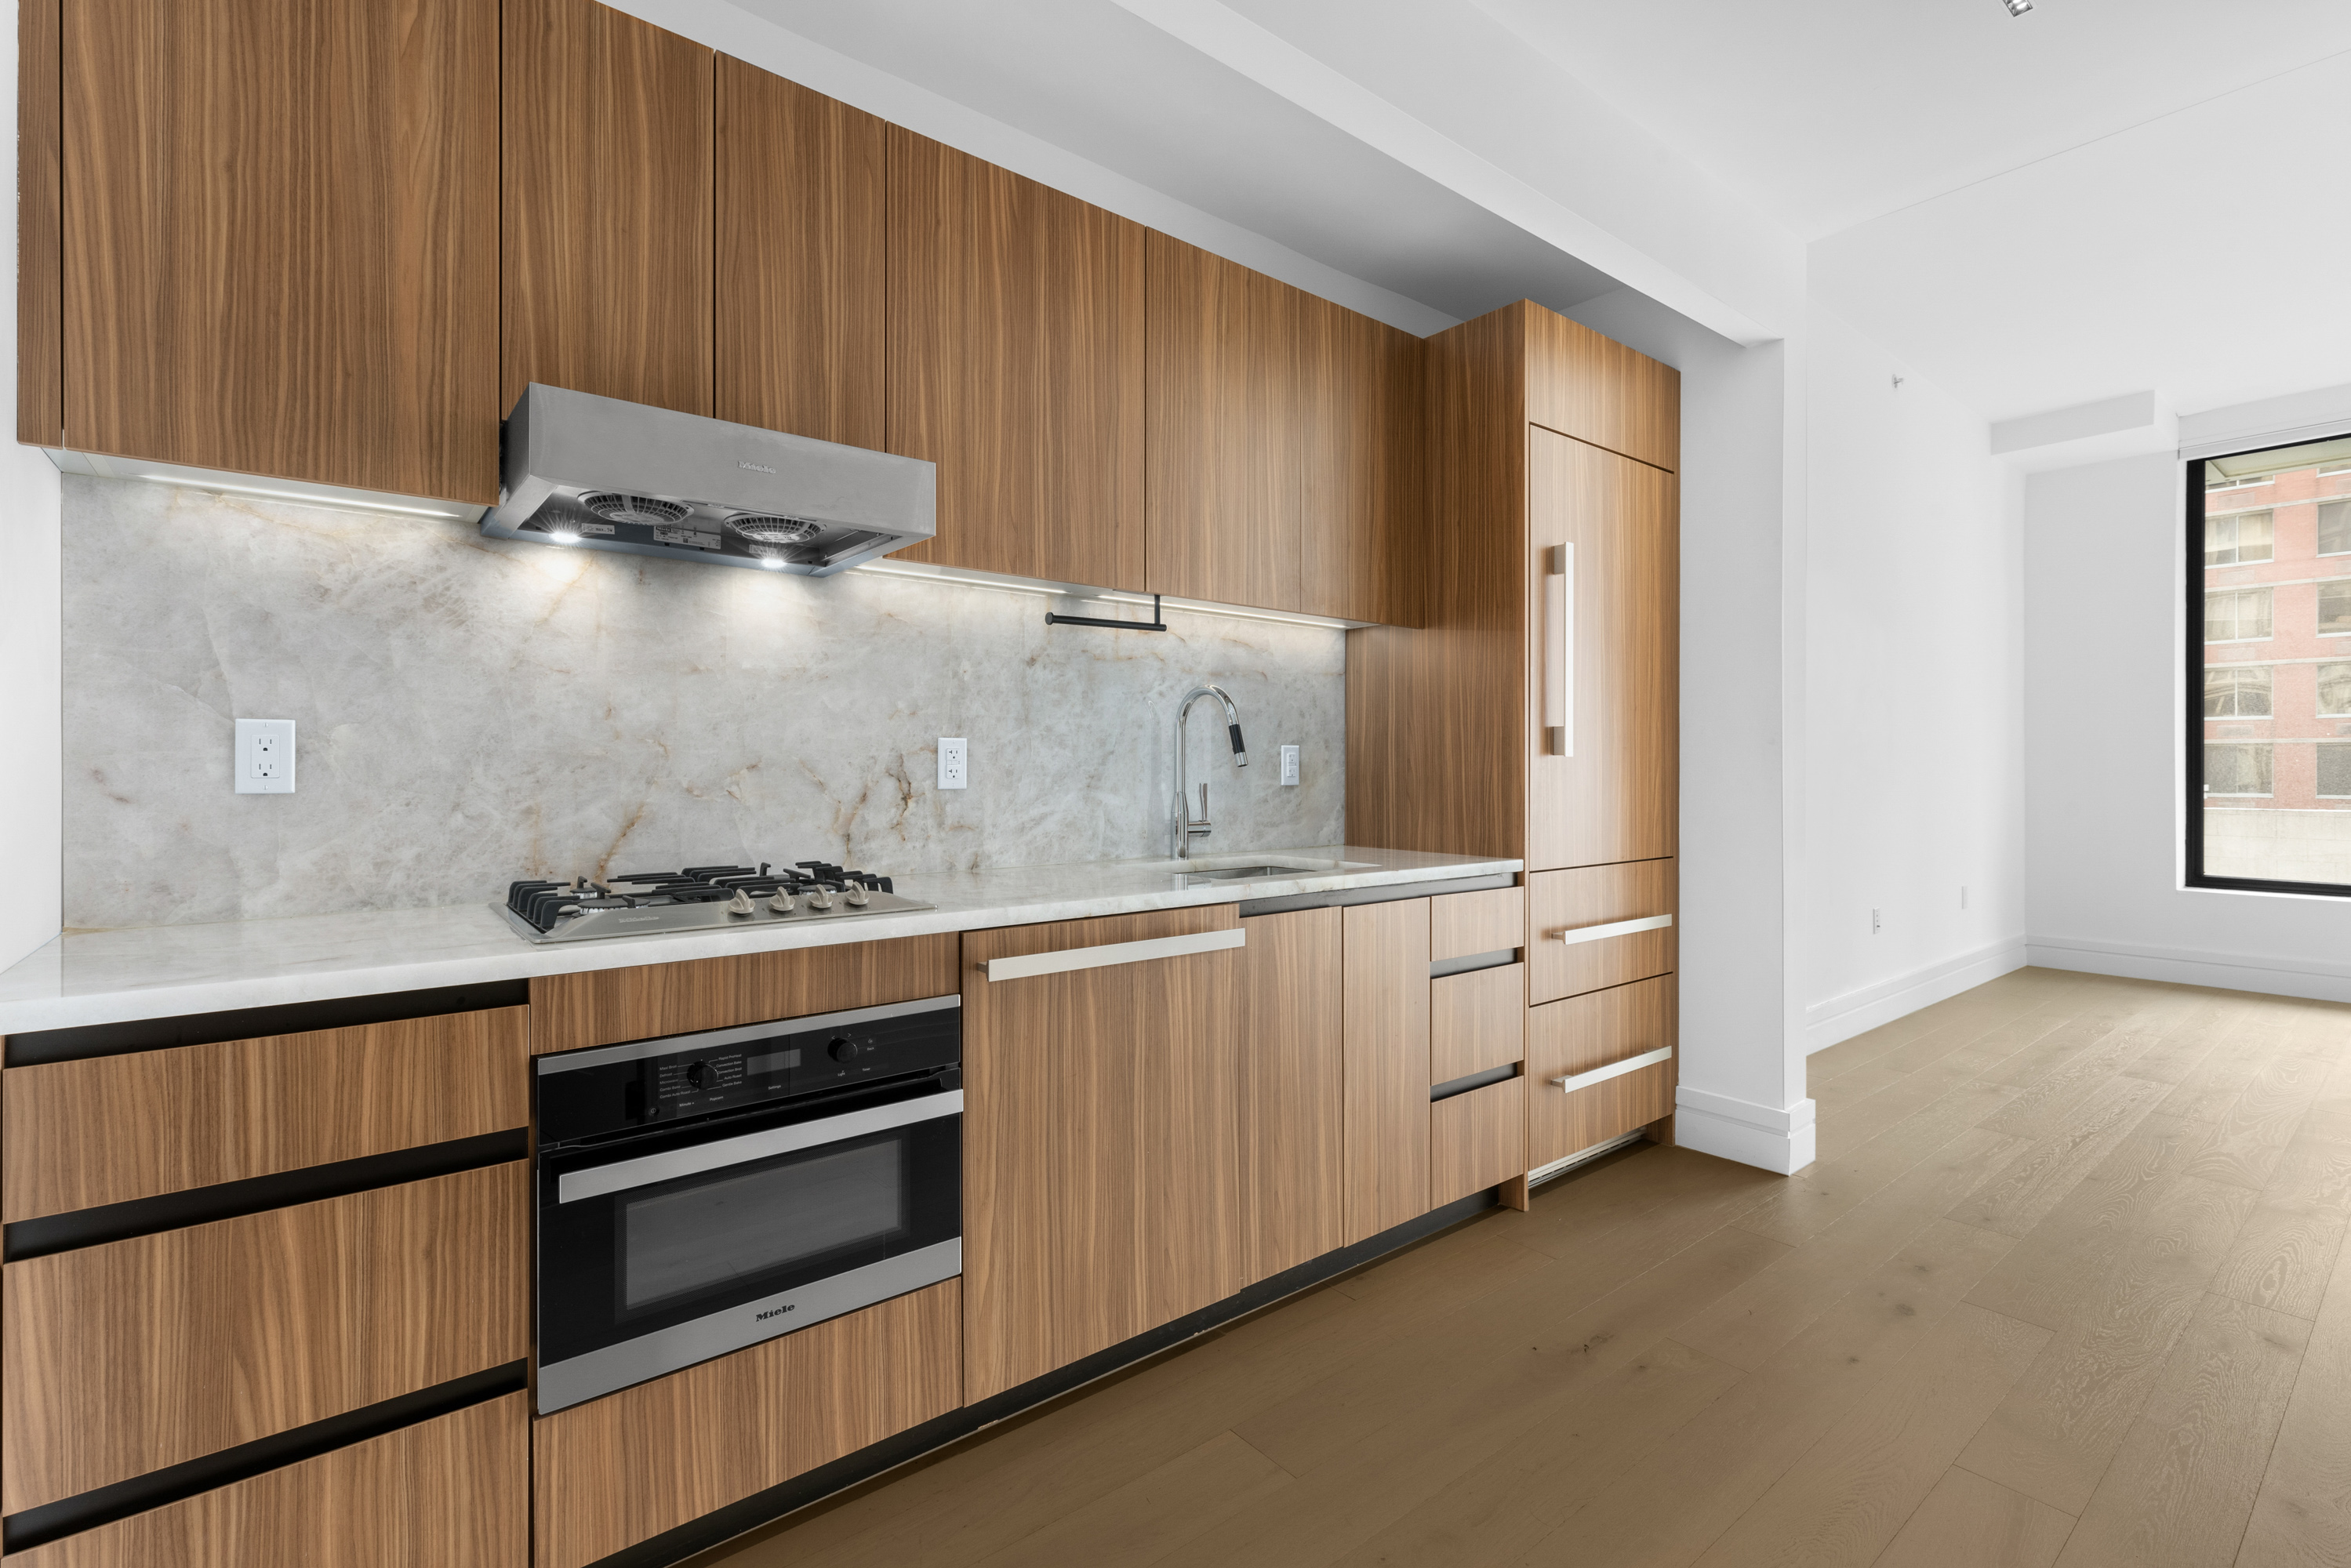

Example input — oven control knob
[685,1060,717,1090]
[827,1037,861,1063]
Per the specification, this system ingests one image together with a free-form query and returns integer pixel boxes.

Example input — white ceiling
[1473,0,2351,242]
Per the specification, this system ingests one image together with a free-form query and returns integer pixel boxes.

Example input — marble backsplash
[62,476,1346,929]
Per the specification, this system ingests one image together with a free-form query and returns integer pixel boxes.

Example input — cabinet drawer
[1430,885,1524,962]
[2,1007,528,1223]
[1430,1076,1525,1208]
[1527,977,1676,1168]
[6,1392,528,1568]
[1430,964,1525,1085]
[1528,860,1676,1005]
[1,1163,527,1514]
[532,1280,961,1568]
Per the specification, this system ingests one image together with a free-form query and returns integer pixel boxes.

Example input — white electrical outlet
[1870,907,1882,935]
[235,719,296,794]
[1279,744,1300,786]
[1960,885,1970,910]
[938,737,968,790]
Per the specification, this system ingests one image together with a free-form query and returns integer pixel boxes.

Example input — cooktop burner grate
[499,862,932,944]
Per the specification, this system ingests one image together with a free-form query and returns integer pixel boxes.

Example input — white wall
[0,0,64,973]
[1801,309,2028,1051]
[1567,288,1815,1174]
[2026,451,2351,1001]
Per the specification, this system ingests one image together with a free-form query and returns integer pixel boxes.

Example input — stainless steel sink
[1173,864,1301,884]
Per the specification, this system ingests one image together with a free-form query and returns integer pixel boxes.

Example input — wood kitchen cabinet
[888,127,1147,590]
[503,0,714,418]
[961,906,1243,1403]
[1299,295,1423,626]
[39,0,497,500]
[1237,909,1345,1283]
[1340,897,1431,1244]
[716,59,887,449]
[1528,975,1677,1169]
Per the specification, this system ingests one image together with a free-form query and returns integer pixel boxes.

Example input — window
[2205,510,2273,564]
[2203,665,2272,717]
[2189,431,2351,895]
[2324,583,2351,637]
[2324,745,2351,799]
[2204,743,2272,795]
[2205,587,2272,641]
[2324,500,2351,557]
[2320,662,2351,717]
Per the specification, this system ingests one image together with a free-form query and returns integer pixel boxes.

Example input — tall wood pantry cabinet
[1348,299,1682,1174]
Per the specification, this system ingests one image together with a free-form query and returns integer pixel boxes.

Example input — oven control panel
[536,996,961,1145]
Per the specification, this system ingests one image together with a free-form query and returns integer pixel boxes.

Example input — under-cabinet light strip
[136,474,469,521]
[855,561,1069,599]
[851,561,1356,629]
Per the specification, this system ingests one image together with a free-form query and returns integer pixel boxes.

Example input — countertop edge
[0,855,1523,1036]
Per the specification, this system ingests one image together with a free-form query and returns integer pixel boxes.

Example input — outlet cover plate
[235,719,296,794]
[1279,744,1300,786]
[938,737,968,790]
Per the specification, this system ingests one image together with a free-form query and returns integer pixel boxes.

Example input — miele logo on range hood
[481,384,936,577]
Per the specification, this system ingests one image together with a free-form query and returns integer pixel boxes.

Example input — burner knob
[685,1060,717,1090]
[725,887,755,916]
[827,1038,861,1062]
[767,889,797,914]
[845,881,870,907]
[806,886,835,910]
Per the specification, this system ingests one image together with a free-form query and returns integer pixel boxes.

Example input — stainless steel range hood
[482,384,935,574]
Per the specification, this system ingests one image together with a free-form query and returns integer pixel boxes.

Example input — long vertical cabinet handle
[1544,543,1574,757]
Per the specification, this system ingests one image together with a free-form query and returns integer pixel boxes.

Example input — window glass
[2204,588,2273,641]
[2320,662,2351,717]
[2204,743,2273,796]
[2193,433,2351,892]
[2203,665,2272,717]
[2320,499,2351,557]
[2322,582,2351,637]
[2204,510,2273,565]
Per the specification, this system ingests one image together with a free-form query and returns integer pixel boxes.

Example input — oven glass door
[537,1081,959,1405]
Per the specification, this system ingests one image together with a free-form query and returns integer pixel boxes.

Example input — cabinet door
[1527,976,1676,1168]
[1526,426,1678,871]
[1146,234,1302,612]
[532,1283,958,1568]
[1430,1076,1526,1210]
[716,60,885,448]
[888,127,1146,589]
[1341,898,1431,1245]
[1,1163,527,1513]
[1237,909,1344,1283]
[60,0,496,501]
[1300,298,1423,626]
[1430,964,1525,1085]
[503,0,713,416]
[962,908,1241,1403]
[6,1392,528,1568]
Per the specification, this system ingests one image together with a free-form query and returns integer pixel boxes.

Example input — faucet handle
[1198,783,1209,822]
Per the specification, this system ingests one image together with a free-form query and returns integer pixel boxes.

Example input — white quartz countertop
[0,847,1518,1035]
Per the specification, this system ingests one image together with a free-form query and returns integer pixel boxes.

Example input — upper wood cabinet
[503,0,714,418]
[888,127,1148,590]
[48,0,497,501]
[1299,296,1423,626]
[715,59,886,449]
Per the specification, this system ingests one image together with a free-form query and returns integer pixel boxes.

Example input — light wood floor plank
[1872,1468,2077,1568]
[2237,1236,2351,1567]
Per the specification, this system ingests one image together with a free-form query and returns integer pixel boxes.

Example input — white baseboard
[1800,938,2029,1055]
[2026,936,2351,1005]
[1673,1086,1816,1175]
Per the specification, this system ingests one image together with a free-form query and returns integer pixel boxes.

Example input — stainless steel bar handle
[1543,543,1573,757]
[557,1090,964,1203]
[983,926,1246,982]
[1544,913,1674,945]
[1552,1045,1673,1095]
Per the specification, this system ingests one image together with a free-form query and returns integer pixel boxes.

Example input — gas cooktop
[497,862,933,944]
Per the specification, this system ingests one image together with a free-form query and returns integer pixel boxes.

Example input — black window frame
[2185,432,2351,899]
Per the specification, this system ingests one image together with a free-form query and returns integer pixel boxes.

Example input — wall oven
[534,994,961,1414]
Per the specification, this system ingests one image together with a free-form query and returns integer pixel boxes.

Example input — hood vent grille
[483,385,936,576]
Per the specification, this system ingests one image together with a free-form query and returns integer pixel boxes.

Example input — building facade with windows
[2201,448,2351,884]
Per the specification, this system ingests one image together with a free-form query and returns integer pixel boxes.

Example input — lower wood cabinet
[1237,909,1344,1283]
[1526,976,1677,1169]
[7,1392,529,1568]
[0,1162,527,1513]
[532,1283,960,1568]
[1430,1076,1526,1209]
[1430,963,1525,1085]
[1430,885,1524,963]
[961,907,1243,1403]
[1341,898,1430,1245]
[1528,858,1677,1006]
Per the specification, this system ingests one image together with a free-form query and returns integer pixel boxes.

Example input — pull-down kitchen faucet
[1171,686,1248,860]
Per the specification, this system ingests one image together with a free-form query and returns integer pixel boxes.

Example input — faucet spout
[1172,684,1248,860]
